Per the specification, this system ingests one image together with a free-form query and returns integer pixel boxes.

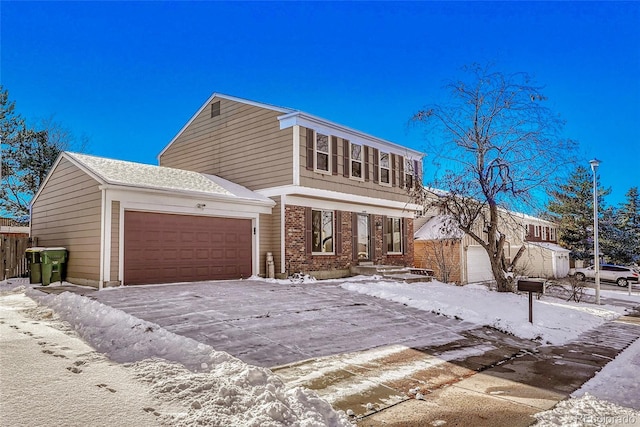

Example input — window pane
[352,161,362,178]
[322,211,334,252]
[316,133,329,153]
[312,210,322,252]
[386,217,402,253]
[317,153,329,171]
[351,143,362,160]
[312,209,333,253]
[381,168,389,183]
[380,152,389,168]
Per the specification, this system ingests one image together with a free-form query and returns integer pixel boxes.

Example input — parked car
[573,264,640,287]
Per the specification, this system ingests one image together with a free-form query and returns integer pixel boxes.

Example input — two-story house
[29,93,423,288]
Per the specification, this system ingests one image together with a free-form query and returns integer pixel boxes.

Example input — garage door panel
[467,246,494,283]
[124,211,252,285]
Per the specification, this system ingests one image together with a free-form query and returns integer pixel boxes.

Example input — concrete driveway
[92,279,484,368]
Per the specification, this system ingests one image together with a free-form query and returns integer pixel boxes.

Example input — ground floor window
[386,217,402,253]
[312,209,334,253]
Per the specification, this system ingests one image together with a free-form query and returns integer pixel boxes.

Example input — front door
[357,214,370,261]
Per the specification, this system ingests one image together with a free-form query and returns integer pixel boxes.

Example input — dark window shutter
[369,214,376,261]
[399,158,405,188]
[335,211,342,254]
[343,139,350,177]
[305,207,313,254]
[414,160,421,184]
[382,215,388,255]
[306,128,314,170]
[331,136,338,175]
[403,218,409,255]
[352,213,359,261]
[364,146,370,182]
[373,149,379,183]
[391,154,397,187]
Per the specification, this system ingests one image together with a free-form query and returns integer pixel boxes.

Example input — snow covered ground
[1,276,639,426]
[0,279,350,427]
[341,279,640,425]
[341,280,634,345]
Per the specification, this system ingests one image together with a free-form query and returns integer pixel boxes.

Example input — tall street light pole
[589,159,601,305]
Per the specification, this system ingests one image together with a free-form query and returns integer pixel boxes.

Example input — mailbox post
[517,280,545,323]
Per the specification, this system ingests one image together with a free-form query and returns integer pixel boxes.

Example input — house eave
[278,111,424,159]
[99,183,275,211]
[257,185,423,213]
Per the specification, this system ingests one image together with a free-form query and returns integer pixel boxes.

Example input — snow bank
[27,289,351,427]
[341,280,626,345]
[533,393,640,426]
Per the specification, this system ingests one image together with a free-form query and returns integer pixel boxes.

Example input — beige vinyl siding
[160,98,293,190]
[31,157,102,283]
[110,201,120,282]
[259,196,282,276]
[298,126,414,203]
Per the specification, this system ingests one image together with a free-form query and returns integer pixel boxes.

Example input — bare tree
[411,64,577,292]
[421,239,460,283]
[1,86,88,219]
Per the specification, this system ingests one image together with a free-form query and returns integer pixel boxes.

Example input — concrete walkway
[356,315,640,426]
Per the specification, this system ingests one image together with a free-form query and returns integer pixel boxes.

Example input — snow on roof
[65,152,272,204]
[527,242,571,252]
[414,215,464,240]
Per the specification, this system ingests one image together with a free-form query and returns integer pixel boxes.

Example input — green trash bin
[41,248,68,286]
[25,247,44,284]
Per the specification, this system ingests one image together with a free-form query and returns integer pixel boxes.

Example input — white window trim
[349,142,364,181]
[534,225,540,237]
[314,131,331,174]
[542,226,548,240]
[379,151,391,186]
[311,209,335,255]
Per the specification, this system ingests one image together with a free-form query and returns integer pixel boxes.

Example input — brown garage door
[124,211,252,285]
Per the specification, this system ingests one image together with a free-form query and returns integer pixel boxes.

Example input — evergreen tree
[1,86,86,219]
[546,165,610,261]
[617,187,640,264]
[600,206,626,264]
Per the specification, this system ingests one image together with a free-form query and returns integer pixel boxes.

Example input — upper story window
[379,151,390,185]
[549,227,556,241]
[315,133,330,172]
[404,158,414,189]
[534,225,540,238]
[542,226,548,240]
[350,143,363,179]
[386,217,403,253]
[312,209,334,254]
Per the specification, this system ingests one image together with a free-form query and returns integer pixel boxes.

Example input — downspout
[99,188,106,291]
[281,195,287,275]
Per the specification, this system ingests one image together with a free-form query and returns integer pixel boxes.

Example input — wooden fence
[1,236,37,280]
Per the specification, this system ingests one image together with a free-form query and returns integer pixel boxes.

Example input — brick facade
[284,204,413,276]
[414,239,462,284]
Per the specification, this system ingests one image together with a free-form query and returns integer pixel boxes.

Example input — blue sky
[2,1,639,207]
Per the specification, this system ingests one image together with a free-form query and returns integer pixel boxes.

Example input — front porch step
[350,265,434,283]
